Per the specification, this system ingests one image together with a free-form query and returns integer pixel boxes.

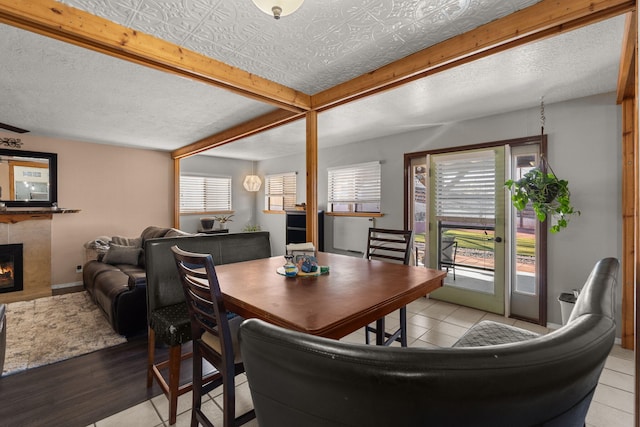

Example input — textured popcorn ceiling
[58,0,543,94]
[0,1,627,159]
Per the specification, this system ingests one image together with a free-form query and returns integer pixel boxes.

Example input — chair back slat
[171,245,233,361]
[365,228,413,265]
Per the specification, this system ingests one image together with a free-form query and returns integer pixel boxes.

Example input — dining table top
[215,252,446,340]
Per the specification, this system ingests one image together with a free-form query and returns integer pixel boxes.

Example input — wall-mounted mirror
[0,149,57,207]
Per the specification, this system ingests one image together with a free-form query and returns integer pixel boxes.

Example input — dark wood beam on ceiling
[0,0,311,113]
[311,0,637,111]
[172,109,304,160]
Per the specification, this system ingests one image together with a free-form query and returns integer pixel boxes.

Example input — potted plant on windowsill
[505,166,579,233]
[214,214,234,230]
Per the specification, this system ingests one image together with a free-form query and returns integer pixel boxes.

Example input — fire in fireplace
[0,243,23,293]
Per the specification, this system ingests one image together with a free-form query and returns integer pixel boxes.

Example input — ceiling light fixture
[243,175,262,192]
[243,162,262,192]
[251,0,304,19]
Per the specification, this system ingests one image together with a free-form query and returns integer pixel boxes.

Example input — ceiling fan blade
[0,122,29,133]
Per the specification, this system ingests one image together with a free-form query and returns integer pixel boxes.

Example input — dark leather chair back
[239,257,618,427]
[145,231,271,315]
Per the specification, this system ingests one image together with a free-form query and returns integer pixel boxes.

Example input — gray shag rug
[2,291,127,376]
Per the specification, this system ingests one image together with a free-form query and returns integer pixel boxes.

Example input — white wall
[193,92,622,329]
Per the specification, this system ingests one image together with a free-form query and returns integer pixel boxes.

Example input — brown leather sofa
[82,226,178,336]
[239,257,618,427]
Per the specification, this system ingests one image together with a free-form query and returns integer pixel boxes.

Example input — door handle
[494,237,503,243]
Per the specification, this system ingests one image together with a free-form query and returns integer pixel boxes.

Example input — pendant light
[243,162,262,192]
[251,0,304,19]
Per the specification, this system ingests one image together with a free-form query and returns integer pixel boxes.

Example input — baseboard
[51,281,83,290]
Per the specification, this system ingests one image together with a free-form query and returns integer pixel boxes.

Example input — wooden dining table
[215,252,446,341]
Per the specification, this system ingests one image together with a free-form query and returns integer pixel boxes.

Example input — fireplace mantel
[0,208,80,224]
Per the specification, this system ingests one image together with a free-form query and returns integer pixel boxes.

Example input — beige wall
[0,131,174,286]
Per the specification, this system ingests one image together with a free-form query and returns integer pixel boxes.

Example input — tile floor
[88,298,635,427]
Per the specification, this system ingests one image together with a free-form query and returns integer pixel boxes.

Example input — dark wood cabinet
[285,210,324,251]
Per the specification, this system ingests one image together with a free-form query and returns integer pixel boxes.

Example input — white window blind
[433,150,496,223]
[180,175,232,213]
[265,172,297,211]
[328,161,381,213]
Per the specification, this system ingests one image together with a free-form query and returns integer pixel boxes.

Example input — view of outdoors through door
[411,148,505,315]
[408,138,544,322]
[509,144,543,323]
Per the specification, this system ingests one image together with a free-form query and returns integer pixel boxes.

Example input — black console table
[197,228,230,234]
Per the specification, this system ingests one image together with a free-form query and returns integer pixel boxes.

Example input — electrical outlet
[76,265,83,273]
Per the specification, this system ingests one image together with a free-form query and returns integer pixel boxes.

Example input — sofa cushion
[103,244,142,266]
[111,235,142,247]
[140,226,172,242]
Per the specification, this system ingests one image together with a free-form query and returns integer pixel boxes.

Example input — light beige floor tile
[418,300,459,320]
[151,389,207,422]
[407,313,442,329]
[197,398,225,426]
[480,312,517,325]
[431,320,468,339]
[408,338,440,349]
[406,297,437,313]
[605,355,635,375]
[593,383,634,414]
[609,344,634,361]
[212,381,255,420]
[340,329,366,344]
[586,400,634,427]
[405,322,430,339]
[599,368,634,393]
[512,319,549,334]
[443,306,486,328]
[416,329,459,348]
[95,401,162,427]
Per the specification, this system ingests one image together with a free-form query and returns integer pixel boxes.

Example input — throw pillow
[102,244,142,266]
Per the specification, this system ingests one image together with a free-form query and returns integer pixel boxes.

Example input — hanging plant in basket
[505,159,580,233]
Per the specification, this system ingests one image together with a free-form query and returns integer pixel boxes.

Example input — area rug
[2,291,127,376]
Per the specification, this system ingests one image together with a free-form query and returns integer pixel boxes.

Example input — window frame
[327,161,381,214]
[264,171,297,212]
[179,174,232,214]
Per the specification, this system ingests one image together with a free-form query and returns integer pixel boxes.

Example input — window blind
[328,161,381,212]
[433,150,496,223]
[180,175,232,213]
[265,172,297,211]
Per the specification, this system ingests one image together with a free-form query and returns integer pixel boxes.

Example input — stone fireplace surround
[0,209,79,304]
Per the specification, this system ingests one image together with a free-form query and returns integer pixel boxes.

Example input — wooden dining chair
[364,228,413,347]
[171,245,255,427]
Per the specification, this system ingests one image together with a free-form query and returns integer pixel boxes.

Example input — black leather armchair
[239,257,618,427]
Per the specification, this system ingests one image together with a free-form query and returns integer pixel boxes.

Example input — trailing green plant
[243,224,261,232]
[505,167,580,233]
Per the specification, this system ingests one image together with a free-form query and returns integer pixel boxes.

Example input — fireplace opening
[0,243,23,293]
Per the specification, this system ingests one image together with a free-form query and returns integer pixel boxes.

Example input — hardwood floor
[0,334,186,427]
